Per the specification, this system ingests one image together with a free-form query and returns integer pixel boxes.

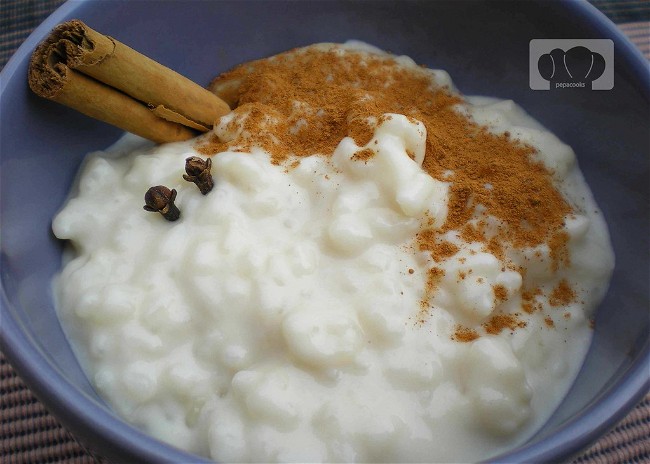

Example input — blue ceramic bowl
[1,1,648,462]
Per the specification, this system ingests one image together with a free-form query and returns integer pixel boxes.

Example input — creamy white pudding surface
[52,43,614,462]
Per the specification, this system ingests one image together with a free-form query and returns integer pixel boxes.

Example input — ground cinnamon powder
[199,45,575,339]
[522,287,543,314]
[549,279,576,307]
[453,326,480,342]
[483,314,527,335]
[351,148,375,163]
[493,284,508,302]
[202,47,570,247]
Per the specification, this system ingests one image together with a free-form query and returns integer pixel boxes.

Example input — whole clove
[183,156,213,194]
[143,185,180,221]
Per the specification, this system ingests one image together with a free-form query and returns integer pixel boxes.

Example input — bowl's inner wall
[1,1,648,462]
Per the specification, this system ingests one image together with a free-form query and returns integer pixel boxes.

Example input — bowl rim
[1,0,648,463]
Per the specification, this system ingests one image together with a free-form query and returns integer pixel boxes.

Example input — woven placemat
[1,1,649,463]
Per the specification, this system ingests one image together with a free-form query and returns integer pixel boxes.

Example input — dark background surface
[1,1,648,463]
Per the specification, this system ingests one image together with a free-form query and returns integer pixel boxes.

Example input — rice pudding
[52,43,614,462]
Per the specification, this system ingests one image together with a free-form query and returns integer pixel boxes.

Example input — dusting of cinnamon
[549,279,576,307]
[202,46,570,248]
[453,326,480,342]
[424,267,444,297]
[522,287,543,314]
[351,148,375,163]
[416,267,445,323]
[486,236,505,262]
[549,231,570,272]
[460,222,486,244]
[493,284,508,302]
[483,314,526,335]
[199,45,575,334]
[417,232,459,261]
[544,316,555,328]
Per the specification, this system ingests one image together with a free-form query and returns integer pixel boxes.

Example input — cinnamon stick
[28,20,231,143]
